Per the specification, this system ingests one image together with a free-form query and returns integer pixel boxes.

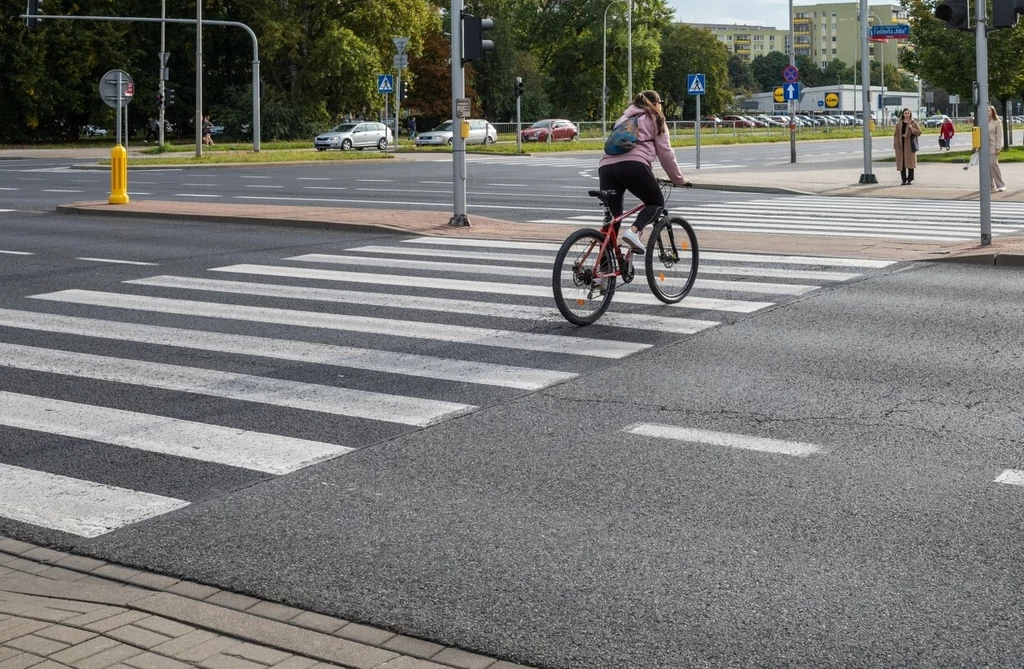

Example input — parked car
[754,114,784,127]
[314,121,390,151]
[721,115,754,128]
[699,116,723,128]
[82,125,107,137]
[520,119,578,142]
[415,119,497,146]
[924,114,946,128]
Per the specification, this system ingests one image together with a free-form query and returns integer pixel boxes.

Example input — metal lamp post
[602,0,627,138]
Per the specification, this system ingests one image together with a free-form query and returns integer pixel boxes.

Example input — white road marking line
[245,185,284,189]
[487,183,529,187]
[0,391,353,475]
[128,275,718,335]
[0,341,474,428]
[420,180,453,184]
[174,193,222,198]
[233,195,590,213]
[240,175,273,179]
[994,470,1024,486]
[210,264,772,313]
[0,188,20,191]
[42,189,83,193]
[0,307,575,391]
[33,289,647,359]
[1,250,33,255]
[288,254,817,296]
[297,177,331,181]
[304,187,347,190]
[76,258,159,266]
[357,179,393,182]
[126,192,152,196]
[344,246,862,281]
[181,183,219,187]
[627,425,822,457]
[0,462,189,538]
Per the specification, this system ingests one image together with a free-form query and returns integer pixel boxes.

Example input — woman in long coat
[893,108,922,185]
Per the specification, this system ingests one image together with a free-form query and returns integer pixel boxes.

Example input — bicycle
[552,178,699,326]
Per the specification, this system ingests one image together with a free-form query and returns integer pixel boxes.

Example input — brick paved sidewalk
[0,539,530,669]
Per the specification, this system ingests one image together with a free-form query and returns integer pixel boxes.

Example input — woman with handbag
[939,116,955,150]
[893,108,922,185]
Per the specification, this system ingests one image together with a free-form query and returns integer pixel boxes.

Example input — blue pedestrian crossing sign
[377,75,394,93]
[783,82,800,101]
[687,73,705,96]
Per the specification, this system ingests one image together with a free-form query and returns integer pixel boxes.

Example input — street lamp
[602,0,628,138]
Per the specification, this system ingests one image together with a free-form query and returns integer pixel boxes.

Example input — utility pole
[159,0,166,146]
[789,0,796,163]
[858,0,876,183]
[975,0,992,245]
[450,0,468,227]
[195,0,202,157]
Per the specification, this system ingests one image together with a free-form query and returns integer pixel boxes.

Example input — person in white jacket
[987,105,1006,192]
[598,90,690,254]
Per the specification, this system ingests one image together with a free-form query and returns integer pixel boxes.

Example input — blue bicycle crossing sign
[377,75,394,93]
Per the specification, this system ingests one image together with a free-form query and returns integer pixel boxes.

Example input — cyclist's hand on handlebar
[674,177,692,188]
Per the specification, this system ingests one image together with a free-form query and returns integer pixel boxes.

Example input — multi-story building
[693,3,910,73]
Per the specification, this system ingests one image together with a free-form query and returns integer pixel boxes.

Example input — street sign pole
[976,0,991,245]
[695,93,701,170]
[858,0,876,183]
[789,0,796,163]
[392,37,409,152]
[449,0,469,226]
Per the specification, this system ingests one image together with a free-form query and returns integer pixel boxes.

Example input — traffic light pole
[449,0,469,227]
[159,0,165,146]
[976,0,992,245]
[789,0,796,163]
[858,0,876,183]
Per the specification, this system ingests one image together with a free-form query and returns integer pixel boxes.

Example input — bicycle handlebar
[657,178,692,189]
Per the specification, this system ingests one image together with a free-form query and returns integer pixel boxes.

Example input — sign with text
[869,24,910,39]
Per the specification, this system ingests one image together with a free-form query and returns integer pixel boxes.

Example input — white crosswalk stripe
[528,196,1024,241]
[457,155,743,169]
[0,237,895,537]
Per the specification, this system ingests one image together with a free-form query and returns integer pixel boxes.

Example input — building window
[832,48,837,54]
[832,36,837,42]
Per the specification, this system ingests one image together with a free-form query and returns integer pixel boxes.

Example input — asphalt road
[3,204,1024,668]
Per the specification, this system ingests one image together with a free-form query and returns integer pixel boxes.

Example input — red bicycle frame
[589,201,647,280]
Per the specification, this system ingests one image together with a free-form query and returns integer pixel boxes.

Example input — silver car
[314,122,390,151]
[415,119,497,146]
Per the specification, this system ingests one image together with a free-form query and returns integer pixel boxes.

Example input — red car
[520,119,578,142]
[722,115,754,128]
[699,116,723,128]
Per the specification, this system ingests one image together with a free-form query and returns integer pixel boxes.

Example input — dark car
[520,119,578,142]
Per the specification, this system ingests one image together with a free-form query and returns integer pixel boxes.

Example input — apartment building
[694,3,910,71]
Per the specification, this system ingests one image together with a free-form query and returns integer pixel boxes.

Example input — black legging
[598,160,663,231]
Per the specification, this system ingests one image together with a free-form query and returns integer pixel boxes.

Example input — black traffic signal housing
[25,0,41,29]
[399,80,408,102]
[993,0,1024,28]
[514,77,523,98]
[461,13,494,64]
[155,93,164,108]
[165,88,176,107]
[934,0,970,30]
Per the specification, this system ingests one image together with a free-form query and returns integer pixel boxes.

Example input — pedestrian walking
[987,105,1006,192]
[939,116,955,151]
[893,108,922,185]
[202,115,214,146]
[144,117,158,144]
[407,117,416,140]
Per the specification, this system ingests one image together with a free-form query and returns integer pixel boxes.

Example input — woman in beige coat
[987,105,1006,192]
[892,108,922,185]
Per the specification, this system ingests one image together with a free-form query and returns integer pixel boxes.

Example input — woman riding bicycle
[599,90,690,255]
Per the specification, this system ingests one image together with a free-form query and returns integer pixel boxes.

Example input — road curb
[926,252,1024,267]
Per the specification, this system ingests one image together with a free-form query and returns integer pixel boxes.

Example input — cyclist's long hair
[634,90,666,136]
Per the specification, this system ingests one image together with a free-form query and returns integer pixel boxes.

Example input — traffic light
[514,77,523,98]
[165,88,176,107]
[155,93,164,108]
[461,13,494,64]
[934,0,970,30]
[993,0,1024,28]
[25,0,40,29]
[399,80,408,101]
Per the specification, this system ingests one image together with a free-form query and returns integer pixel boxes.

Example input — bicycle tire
[552,228,617,326]
[645,216,698,304]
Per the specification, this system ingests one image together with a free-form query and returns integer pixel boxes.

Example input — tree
[749,51,789,93]
[653,24,730,119]
[727,55,755,95]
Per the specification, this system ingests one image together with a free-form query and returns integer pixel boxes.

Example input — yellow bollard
[869,120,875,132]
[109,145,129,204]
[972,126,981,150]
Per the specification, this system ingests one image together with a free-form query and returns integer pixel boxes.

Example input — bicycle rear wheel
[552,228,617,326]
[645,216,698,304]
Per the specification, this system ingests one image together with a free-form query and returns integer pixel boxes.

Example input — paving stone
[0,621,51,644]
[223,642,291,665]
[0,567,15,578]
[266,657,317,669]
[72,645,143,669]
[332,623,395,647]
[382,635,445,660]
[29,663,67,669]
[429,648,495,669]
[131,617,194,639]
[18,550,65,566]
[0,653,44,669]
[197,654,265,669]
[0,650,20,663]
[123,651,193,669]
[148,630,219,657]
[244,603,301,623]
[90,566,142,583]
[63,607,129,628]
[374,657,451,669]
[1,561,49,575]
[4,634,69,657]
[53,556,106,573]
[168,637,242,663]
[82,612,151,634]
[0,541,35,556]
[42,601,104,615]
[125,574,179,591]
[34,625,98,646]
[0,617,39,633]
[287,612,345,635]
[48,636,120,665]
[164,582,220,601]
[105,625,172,649]
[203,593,260,612]
[488,662,536,669]
[31,567,89,583]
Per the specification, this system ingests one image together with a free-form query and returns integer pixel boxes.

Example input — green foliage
[727,54,755,94]
[654,24,731,119]
[750,51,790,92]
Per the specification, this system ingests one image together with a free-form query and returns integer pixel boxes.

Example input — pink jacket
[599,105,685,183]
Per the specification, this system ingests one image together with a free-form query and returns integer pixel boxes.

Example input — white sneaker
[997,187,1006,192]
[620,228,645,255]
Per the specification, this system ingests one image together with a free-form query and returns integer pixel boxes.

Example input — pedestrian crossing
[529,195,1024,242]
[458,155,743,170]
[0,237,896,539]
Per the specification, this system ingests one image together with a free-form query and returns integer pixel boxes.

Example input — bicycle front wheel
[645,216,698,304]
[552,228,617,326]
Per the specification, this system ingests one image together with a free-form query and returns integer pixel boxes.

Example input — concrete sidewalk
[0,539,530,669]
